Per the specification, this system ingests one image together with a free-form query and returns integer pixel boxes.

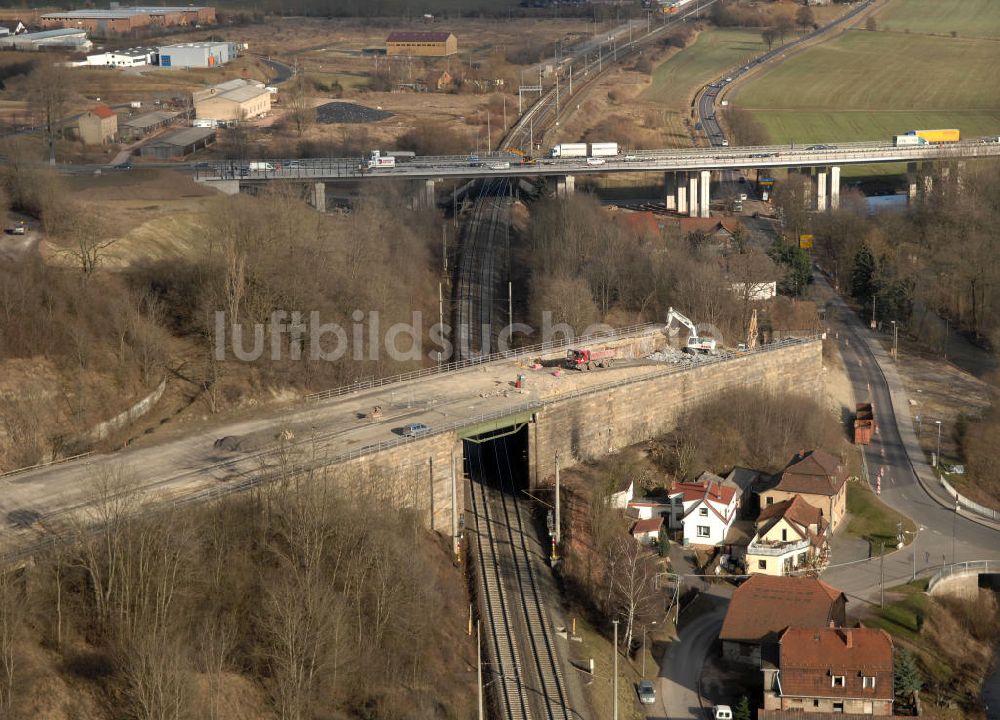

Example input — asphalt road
[654,592,729,720]
[815,273,1000,604]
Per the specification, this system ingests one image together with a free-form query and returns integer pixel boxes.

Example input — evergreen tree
[851,243,877,303]
[657,525,670,558]
[894,647,923,699]
[734,695,752,720]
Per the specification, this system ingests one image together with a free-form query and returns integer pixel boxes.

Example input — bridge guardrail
[927,560,992,593]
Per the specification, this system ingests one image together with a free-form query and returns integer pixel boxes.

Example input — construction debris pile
[645,347,695,364]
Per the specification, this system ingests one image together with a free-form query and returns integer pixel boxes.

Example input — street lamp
[899,526,925,582]
[891,320,898,360]
[935,420,942,468]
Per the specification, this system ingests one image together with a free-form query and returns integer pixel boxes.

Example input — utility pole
[487,111,491,150]
[555,72,559,120]
[553,453,561,561]
[477,620,484,720]
[508,281,513,330]
[438,282,444,365]
[569,64,572,95]
[442,225,448,273]
[451,451,459,562]
[612,619,619,720]
[502,94,507,130]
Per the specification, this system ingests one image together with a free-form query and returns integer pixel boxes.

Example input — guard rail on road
[927,560,992,593]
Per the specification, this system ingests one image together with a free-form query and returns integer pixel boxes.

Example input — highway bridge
[198,139,1000,215]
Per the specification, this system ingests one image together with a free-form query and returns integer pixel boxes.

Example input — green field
[877,0,1000,38]
[644,29,766,109]
[734,27,1000,145]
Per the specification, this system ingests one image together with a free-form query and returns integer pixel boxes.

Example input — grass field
[643,29,766,109]
[877,0,1000,38]
[733,0,1000,146]
[846,482,917,555]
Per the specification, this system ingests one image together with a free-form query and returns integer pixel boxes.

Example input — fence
[927,560,992,594]
[939,475,1000,522]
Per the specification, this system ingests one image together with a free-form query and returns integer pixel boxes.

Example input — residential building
[730,281,778,301]
[138,126,214,158]
[609,477,634,510]
[720,574,847,665]
[628,496,672,521]
[631,516,663,545]
[745,495,829,576]
[120,110,178,141]
[193,79,270,122]
[158,41,237,68]
[759,450,848,530]
[0,28,92,51]
[724,466,760,511]
[386,31,458,57]
[78,105,118,145]
[763,627,894,716]
[667,479,738,547]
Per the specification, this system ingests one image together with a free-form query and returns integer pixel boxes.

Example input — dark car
[113,161,132,170]
[398,422,431,438]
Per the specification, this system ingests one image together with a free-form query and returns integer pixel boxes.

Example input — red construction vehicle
[854,402,876,444]
[566,348,617,371]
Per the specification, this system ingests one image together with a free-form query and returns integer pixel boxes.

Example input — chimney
[828,620,836,628]
[845,630,853,648]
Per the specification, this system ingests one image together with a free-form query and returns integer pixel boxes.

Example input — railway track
[468,438,570,720]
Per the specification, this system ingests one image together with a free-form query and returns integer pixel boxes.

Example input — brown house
[763,627,894,716]
[386,31,457,57]
[720,574,847,665]
[78,105,118,145]
[760,450,848,530]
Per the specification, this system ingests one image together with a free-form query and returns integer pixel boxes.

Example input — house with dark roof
[720,574,847,665]
[745,495,829,576]
[759,450,848,530]
[386,31,457,56]
[762,627,894,716]
[630,516,663,545]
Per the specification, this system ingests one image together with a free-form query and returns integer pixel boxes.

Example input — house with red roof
[745,495,830,576]
[762,627,894,716]
[667,478,739,547]
[77,104,118,145]
[759,449,848,530]
[630,516,663,545]
[720,574,847,665]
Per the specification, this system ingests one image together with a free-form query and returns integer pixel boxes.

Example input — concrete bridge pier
[418,179,437,209]
[664,172,677,211]
[699,170,710,218]
[812,166,840,210]
[676,181,688,215]
[816,170,828,212]
[555,174,575,198]
[688,173,699,217]
[830,166,840,209]
[311,182,326,213]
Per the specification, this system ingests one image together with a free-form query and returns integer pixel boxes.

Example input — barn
[385,31,457,57]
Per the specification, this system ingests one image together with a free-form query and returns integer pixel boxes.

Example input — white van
[713,705,733,720]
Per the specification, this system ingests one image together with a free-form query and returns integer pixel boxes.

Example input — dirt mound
[316,101,393,124]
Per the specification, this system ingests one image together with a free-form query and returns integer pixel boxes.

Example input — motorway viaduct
[198,140,1000,217]
[0,333,821,560]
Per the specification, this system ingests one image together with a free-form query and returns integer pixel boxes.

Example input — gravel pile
[316,101,393,124]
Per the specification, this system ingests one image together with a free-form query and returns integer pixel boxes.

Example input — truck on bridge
[361,150,396,169]
[894,129,960,146]
[549,142,619,159]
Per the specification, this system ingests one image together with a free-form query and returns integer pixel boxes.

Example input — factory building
[120,110,178,141]
[0,27,92,51]
[41,6,215,33]
[82,46,156,67]
[158,41,238,68]
[193,78,270,122]
[385,31,457,57]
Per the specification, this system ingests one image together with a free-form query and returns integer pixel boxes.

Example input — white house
[668,480,739,547]
[83,47,155,67]
[628,496,672,521]
[609,477,634,510]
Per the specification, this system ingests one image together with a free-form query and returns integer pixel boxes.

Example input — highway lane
[815,273,1000,605]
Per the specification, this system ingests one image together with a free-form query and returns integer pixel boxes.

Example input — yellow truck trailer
[912,128,960,143]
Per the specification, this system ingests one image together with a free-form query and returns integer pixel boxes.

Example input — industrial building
[78,105,118,145]
[385,31,457,57]
[120,110,178,141]
[157,41,237,68]
[0,27,92,51]
[139,126,215,159]
[193,78,270,122]
[41,6,215,33]
[81,46,155,67]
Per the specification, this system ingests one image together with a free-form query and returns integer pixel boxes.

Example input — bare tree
[761,28,777,51]
[608,536,660,653]
[0,571,24,715]
[26,61,72,165]
[284,74,315,138]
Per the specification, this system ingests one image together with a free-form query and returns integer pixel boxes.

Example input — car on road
[623,154,639,162]
[9,222,26,235]
[721,139,730,146]
[724,77,732,83]
[586,157,605,166]
[489,161,510,170]
[637,680,656,704]
[113,161,132,170]
[399,423,431,438]
[713,705,733,720]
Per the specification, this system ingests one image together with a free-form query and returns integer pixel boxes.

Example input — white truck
[129,100,142,109]
[893,134,927,147]
[549,142,619,158]
[249,161,275,172]
[362,150,396,169]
